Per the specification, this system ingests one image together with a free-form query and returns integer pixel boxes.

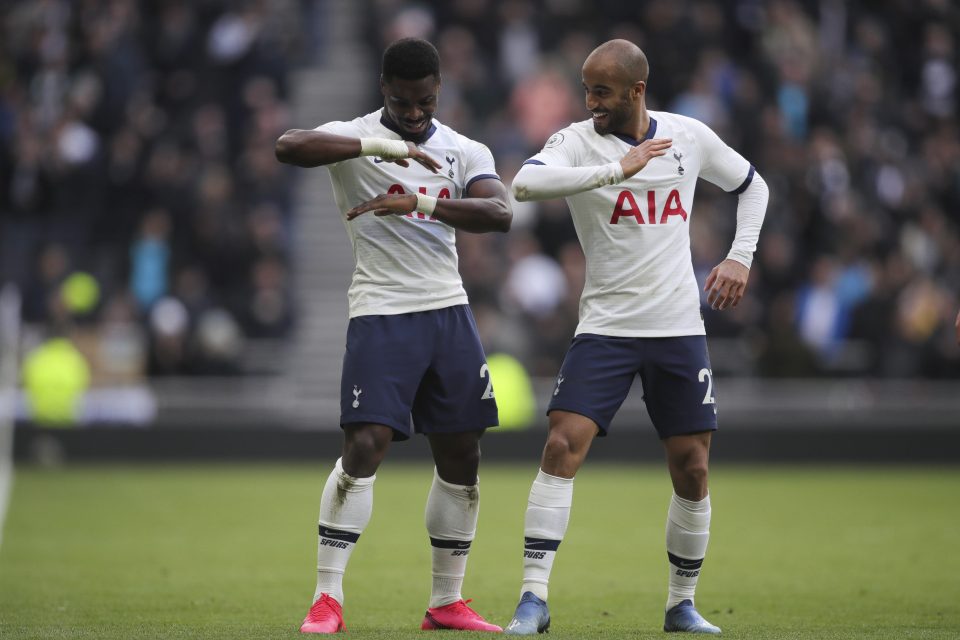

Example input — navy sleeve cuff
[464,173,501,192]
[730,165,755,195]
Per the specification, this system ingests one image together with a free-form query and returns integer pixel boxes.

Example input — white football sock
[313,457,375,606]
[665,493,711,610]
[424,468,480,608]
[520,469,574,601]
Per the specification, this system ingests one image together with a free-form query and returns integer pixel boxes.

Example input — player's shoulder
[430,118,491,155]
[318,110,382,135]
[650,110,710,134]
[543,119,596,149]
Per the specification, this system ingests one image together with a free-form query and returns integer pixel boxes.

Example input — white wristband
[359,137,410,160]
[415,192,437,216]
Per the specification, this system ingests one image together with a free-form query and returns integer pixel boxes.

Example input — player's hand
[347,193,417,220]
[619,138,672,179]
[388,142,442,173]
[704,259,750,311]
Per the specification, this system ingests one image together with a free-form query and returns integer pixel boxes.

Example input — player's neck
[613,109,650,142]
[632,109,651,140]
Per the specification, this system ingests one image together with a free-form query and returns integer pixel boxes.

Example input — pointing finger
[416,158,439,173]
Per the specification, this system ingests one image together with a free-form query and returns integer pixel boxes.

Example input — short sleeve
[462,138,501,192]
[310,118,366,168]
[689,118,753,193]
[525,127,578,168]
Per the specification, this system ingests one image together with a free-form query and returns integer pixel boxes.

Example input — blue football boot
[504,592,550,635]
[663,600,721,634]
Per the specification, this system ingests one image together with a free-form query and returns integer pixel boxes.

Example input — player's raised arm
[275,129,441,172]
[512,137,671,202]
[347,177,512,234]
[511,158,621,202]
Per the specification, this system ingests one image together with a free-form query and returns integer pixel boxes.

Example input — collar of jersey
[611,116,658,146]
[379,109,437,144]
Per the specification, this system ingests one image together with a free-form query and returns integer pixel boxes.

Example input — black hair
[381,38,440,82]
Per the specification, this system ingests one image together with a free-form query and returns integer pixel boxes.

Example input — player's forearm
[511,162,624,201]
[726,171,769,268]
[275,129,361,167]
[432,196,512,233]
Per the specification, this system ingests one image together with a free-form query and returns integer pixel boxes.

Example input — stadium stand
[1,1,958,441]
[0,0,305,386]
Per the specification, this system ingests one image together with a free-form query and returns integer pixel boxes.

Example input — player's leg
[424,430,481,611]
[414,305,500,632]
[301,423,391,634]
[521,410,597,600]
[310,423,393,609]
[419,430,501,631]
[662,433,719,633]
[663,432,713,602]
[642,336,720,634]
[302,315,428,633]
[508,335,637,635]
[504,410,597,634]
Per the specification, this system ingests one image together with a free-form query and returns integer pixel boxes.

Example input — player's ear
[379,74,387,95]
[633,80,646,101]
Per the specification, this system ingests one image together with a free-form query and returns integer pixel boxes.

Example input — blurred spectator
[22,329,91,427]
[130,209,171,310]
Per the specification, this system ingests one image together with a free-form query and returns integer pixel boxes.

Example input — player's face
[582,60,641,136]
[380,75,440,138]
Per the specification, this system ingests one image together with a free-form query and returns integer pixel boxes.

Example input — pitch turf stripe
[429,537,472,550]
[667,552,704,570]
[318,525,360,544]
[524,536,561,551]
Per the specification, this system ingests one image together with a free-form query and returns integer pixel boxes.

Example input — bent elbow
[511,181,531,202]
[494,197,513,232]
[498,208,513,233]
[274,130,298,164]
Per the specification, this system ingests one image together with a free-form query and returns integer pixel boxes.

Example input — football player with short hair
[504,39,768,635]
[276,37,510,634]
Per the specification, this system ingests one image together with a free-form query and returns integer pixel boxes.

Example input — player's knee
[543,430,585,464]
[673,455,709,491]
[445,443,480,472]
[342,425,392,473]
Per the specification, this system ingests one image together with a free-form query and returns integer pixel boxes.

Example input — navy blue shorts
[340,305,499,440]
[547,334,718,438]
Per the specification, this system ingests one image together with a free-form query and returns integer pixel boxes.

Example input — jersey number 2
[698,368,716,405]
[480,364,495,400]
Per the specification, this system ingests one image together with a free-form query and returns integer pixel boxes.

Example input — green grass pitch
[0,462,958,639]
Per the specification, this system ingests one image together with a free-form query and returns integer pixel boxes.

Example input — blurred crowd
[0,0,309,379]
[365,0,960,378]
[2,0,958,387]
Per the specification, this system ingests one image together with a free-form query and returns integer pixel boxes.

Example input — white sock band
[313,457,375,605]
[425,469,479,608]
[521,469,574,600]
[665,493,711,609]
[359,137,409,159]
[415,192,437,216]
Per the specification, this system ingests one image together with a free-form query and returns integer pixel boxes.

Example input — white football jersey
[526,111,754,337]
[317,110,500,318]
